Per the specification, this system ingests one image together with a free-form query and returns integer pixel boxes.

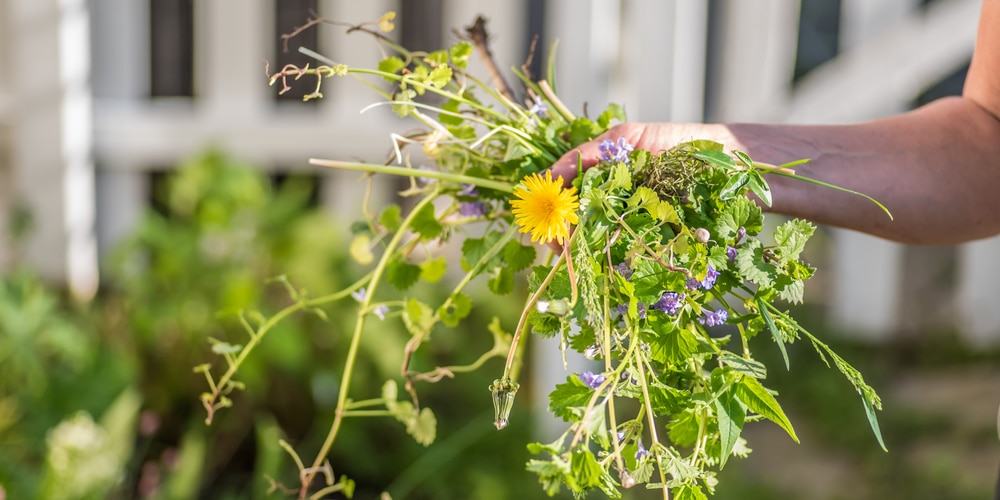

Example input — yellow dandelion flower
[511,171,580,244]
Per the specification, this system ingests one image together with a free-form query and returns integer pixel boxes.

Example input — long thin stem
[301,191,441,497]
[309,159,514,193]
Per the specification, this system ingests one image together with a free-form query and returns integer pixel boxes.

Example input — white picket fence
[0,0,997,348]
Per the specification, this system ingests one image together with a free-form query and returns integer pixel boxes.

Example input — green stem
[635,355,671,500]
[308,159,514,193]
[341,410,395,418]
[302,191,442,495]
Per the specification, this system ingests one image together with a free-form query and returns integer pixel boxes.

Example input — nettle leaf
[403,298,434,336]
[503,239,537,271]
[526,457,569,496]
[674,484,709,500]
[568,449,609,494]
[667,408,700,447]
[719,351,767,379]
[386,260,421,290]
[714,196,762,241]
[736,240,773,288]
[773,219,815,264]
[488,266,515,295]
[549,376,594,422]
[449,41,473,69]
[775,274,805,304]
[379,204,402,231]
[528,309,561,338]
[648,380,689,416]
[735,376,799,443]
[439,293,471,327]
[419,257,447,283]
[650,328,699,366]
[410,202,443,241]
[714,389,746,468]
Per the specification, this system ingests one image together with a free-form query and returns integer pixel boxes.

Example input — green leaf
[438,99,464,126]
[610,162,631,190]
[419,257,447,283]
[449,41,473,69]
[526,457,569,496]
[406,407,436,446]
[549,376,594,422]
[747,170,772,207]
[719,172,750,200]
[694,150,736,170]
[597,103,626,129]
[378,56,406,80]
[719,351,767,379]
[649,328,699,366]
[736,240,773,288]
[775,274,805,304]
[439,293,472,327]
[410,202,443,241]
[427,65,452,88]
[402,299,434,336]
[733,150,754,168]
[424,50,448,66]
[568,449,606,493]
[568,118,597,146]
[714,196,762,241]
[210,340,243,355]
[667,409,700,447]
[773,219,815,264]
[392,88,417,117]
[503,240,537,271]
[714,390,746,468]
[488,266,515,295]
[735,376,798,443]
[758,298,789,370]
[862,394,888,452]
[386,260,421,291]
[674,484,708,500]
[379,204,402,231]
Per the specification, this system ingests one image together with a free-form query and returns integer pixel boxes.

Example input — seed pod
[694,227,711,244]
[489,377,520,430]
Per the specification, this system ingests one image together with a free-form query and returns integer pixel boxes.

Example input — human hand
[550,122,725,186]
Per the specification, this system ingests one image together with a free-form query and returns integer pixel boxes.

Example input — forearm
[724,97,1000,244]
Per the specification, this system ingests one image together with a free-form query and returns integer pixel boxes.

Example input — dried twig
[464,16,517,102]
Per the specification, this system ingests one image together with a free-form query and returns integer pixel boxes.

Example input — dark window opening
[793,0,842,83]
[149,0,195,97]
[400,0,444,53]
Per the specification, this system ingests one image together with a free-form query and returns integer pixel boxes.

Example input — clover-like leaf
[439,293,471,327]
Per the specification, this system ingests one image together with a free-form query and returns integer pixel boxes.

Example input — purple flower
[698,309,729,327]
[578,371,607,390]
[373,304,389,320]
[736,226,747,243]
[598,138,635,164]
[351,288,367,302]
[460,201,488,217]
[616,303,628,317]
[652,292,685,316]
[686,265,720,291]
[726,245,738,262]
[529,95,549,117]
[635,440,649,460]
[616,302,647,319]
[458,183,478,197]
[614,262,634,281]
[701,265,720,290]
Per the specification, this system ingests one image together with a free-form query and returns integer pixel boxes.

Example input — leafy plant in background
[198,11,891,499]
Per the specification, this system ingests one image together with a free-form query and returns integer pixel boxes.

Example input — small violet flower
[698,308,729,327]
[635,440,649,460]
[726,245,738,262]
[686,265,720,291]
[652,292,685,316]
[578,371,607,390]
[373,304,389,321]
[616,302,646,319]
[351,288,367,302]
[460,201,489,217]
[614,262,634,281]
[528,95,549,118]
[598,137,635,164]
[458,183,478,197]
